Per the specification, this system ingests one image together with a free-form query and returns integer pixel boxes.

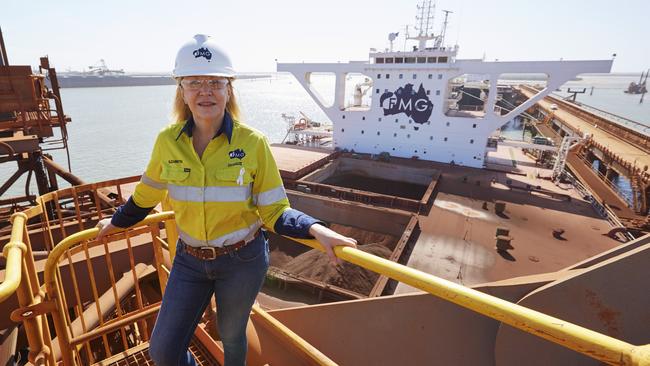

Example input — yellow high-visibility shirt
[131,115,289,247]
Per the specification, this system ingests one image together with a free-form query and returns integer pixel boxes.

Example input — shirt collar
[175,112,233,143]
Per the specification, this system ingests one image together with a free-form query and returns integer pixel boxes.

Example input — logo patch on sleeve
[229,149,246,159]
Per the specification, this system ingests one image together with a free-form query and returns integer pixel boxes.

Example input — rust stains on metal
[585,289,622,337]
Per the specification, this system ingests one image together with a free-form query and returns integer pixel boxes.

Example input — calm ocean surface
[1,73,648,198]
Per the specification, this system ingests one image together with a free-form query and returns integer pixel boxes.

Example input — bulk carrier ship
[1,2,649,365]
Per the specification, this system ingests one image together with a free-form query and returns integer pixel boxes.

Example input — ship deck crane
[352,78,373,107]
[88,59,125,75]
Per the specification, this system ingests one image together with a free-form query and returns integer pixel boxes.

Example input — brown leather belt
[180,231,260,260]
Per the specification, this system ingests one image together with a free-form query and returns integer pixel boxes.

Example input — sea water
[0,73,647,199]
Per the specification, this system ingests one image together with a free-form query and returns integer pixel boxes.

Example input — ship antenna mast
[438,10,453,48]
[403,25,410,51]
[408,0,436,51]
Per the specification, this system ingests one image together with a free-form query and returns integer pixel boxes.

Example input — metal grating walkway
[94,338,220,366]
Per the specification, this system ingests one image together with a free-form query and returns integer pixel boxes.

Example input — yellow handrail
[43,211,175,366]
[0,212,28,303]
[290,237,650,366]
[43,212,175,288]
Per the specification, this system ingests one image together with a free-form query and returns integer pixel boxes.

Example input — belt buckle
[200,246,217,260]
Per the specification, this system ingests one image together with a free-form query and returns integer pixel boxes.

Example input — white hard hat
[172,34,236,78]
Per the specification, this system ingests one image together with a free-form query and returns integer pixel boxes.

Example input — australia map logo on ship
[380,83,433,124]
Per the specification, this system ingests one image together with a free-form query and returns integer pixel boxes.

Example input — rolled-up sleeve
[273,208,327,238]
[111,197,154,228]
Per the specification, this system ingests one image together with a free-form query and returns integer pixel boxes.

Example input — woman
[96,34,357,366]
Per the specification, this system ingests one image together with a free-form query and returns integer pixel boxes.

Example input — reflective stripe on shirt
[141,173,167,190]
[167,184,252,202]
[179,219,262,247]
[254,185,287,206]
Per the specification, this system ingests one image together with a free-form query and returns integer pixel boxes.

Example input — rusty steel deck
[271,144,338,180]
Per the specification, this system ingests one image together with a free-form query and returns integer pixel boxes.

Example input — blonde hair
[171,77,241,123]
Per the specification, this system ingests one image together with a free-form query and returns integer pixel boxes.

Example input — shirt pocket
[215,166,254,186]
[161,165,190,182]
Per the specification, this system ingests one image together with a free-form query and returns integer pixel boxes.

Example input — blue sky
[1,0,648,73]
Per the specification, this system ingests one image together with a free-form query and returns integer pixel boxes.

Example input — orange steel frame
[5,177,171,365]
[0,28,73,220]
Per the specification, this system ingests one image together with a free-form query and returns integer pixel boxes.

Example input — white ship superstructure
[278,1,613,168]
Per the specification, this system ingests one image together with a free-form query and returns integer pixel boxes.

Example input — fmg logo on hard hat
[380,83,433,124]
[193,47,212,61]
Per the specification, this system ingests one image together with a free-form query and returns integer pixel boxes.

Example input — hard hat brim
[172,69,236,78]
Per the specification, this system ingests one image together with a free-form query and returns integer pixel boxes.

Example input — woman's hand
[95,218,117,242]
[309,224,357,265]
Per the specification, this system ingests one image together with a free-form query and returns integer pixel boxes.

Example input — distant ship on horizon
[52,59,270,88]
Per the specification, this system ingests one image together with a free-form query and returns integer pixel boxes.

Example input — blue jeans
[148,233,269,366]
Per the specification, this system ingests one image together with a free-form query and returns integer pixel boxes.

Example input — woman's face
[180,76,230,122]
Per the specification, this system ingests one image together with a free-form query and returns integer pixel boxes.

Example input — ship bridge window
[385,74,390,79]
[377,74,381,79]
[412,74,417,79]
[427,57,437,63]
[438,74,443,79]
[438,56,448,63]
[428,74,433,79]
[375,57,385,64]
[399,74,403,79]
[417,57,426,63]
[394,57,404,63]
[405,57,416,63]
[385,58,394,63]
